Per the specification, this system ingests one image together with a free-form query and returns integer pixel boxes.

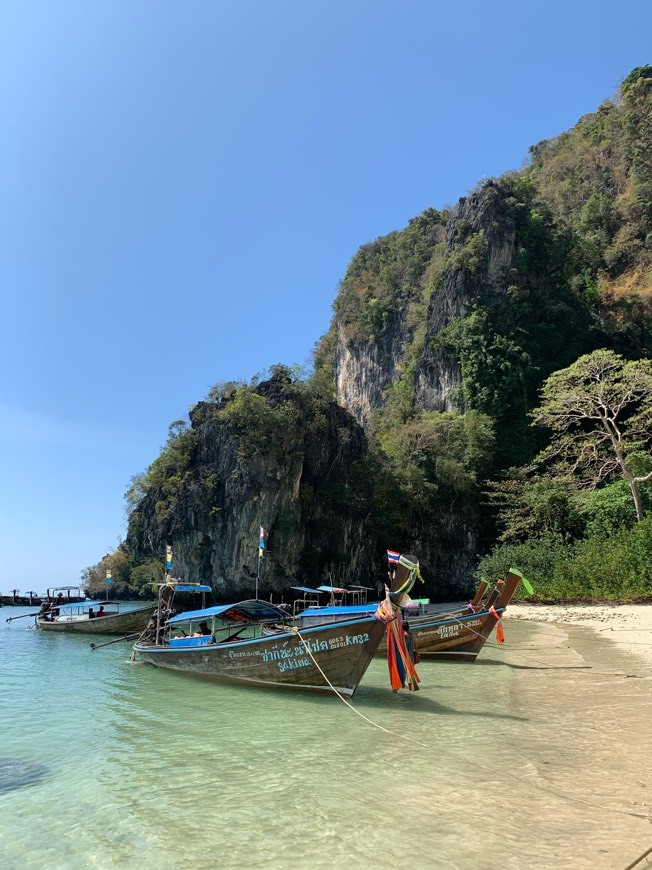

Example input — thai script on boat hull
[418,619,483,640]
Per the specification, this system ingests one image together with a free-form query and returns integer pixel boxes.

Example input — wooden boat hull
[36,606,156,634]
[1,596,44,607]
[391,612,495,661]
[134,617,385,696]
[396,571,522,661]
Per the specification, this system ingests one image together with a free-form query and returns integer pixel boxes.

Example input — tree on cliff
[532,349,652,521]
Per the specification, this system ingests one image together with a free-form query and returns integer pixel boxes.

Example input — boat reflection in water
[134,597,387,696]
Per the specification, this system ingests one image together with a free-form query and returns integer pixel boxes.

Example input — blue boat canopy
[166,584,212,593]
[317,585,349,594]
[299,604,378,617]
[57,600,108,611]
[167,599,289,626]
[290,586,322,594]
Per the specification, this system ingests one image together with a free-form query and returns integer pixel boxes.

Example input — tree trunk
[629,478,646,522]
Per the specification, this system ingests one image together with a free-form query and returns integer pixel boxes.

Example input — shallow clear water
[1,605,651,869]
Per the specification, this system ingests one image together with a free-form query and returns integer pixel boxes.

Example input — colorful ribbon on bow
[489,605,505,644]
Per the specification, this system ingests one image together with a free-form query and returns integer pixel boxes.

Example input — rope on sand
[623,844,652,870]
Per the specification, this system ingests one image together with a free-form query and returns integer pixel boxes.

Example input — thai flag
[387,549,400,564]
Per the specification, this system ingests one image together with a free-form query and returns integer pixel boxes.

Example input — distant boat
[38,586,87,608]
[133,594,387,696]
[36,600,156,634]
[0,590,45,607]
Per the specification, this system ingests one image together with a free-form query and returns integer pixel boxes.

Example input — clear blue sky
[1,0,650,593]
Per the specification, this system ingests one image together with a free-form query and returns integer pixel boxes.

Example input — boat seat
[169,636,214,648]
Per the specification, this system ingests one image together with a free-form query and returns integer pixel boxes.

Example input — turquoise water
[1,605,651,869]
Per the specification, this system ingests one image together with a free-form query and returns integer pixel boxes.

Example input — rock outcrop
[119,73,652,602]
[334,181,518,424]
[126,375,380,598]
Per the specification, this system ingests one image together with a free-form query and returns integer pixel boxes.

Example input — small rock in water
[0,757,49,794]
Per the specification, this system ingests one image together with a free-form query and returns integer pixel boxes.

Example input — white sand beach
[508,602,652,666]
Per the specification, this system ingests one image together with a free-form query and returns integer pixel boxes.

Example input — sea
[1,604,651,870]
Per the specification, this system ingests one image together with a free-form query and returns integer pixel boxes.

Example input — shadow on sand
[353,685,528,722]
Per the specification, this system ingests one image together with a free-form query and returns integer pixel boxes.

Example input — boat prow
[404,569,522,661]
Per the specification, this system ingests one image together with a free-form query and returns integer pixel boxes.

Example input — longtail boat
[296,564,524,662]
[0,590,45,607]
[133,589,389,696]
[36,600,156,634]
[398,570,521,660]
[263,553,425,634]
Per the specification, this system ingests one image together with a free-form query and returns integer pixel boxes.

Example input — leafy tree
[581,479,647,537]
[333,208,446,341]
[532,349,652,521]
[486,471,586,544]
[374,409,495,544]
[221,388,299,459]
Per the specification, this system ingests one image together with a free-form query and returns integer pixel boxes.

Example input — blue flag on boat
[166,545,173,571]
[259,527,267,558]
[106,570,112,584]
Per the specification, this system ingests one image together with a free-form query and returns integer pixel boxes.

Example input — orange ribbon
[490,605,505,644]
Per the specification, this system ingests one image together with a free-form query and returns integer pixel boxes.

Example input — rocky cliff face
[321,182,532,593]
[122,74,652,602]
[127,186,523,600]
[415,182,518,412]
[126,376,381,598]
[334,311,412,426]
[334,182,518,423]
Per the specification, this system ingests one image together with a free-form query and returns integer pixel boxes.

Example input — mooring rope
[291,624,652,823]
[290,626,416,739]
[623,844,652,870]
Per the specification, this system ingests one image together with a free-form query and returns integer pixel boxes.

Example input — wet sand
[489,603,652,869]
[508,602,652,667]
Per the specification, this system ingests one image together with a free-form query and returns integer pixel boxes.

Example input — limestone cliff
[332,182,523,424]
[126,372,380,597]
[120,70,652,602]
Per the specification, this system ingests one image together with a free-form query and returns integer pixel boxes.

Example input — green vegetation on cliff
[333,208,447,342]
[85,67,652,602]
